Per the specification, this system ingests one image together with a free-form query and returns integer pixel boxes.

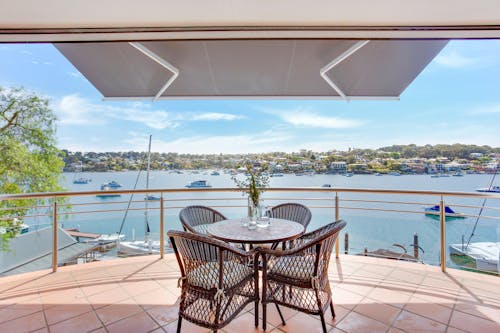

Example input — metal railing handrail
[2,186,499,274]
[1,186,500,201]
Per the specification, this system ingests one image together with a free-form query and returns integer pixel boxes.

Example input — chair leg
[262,302,267,331]
[330,299,336,318]
[176,317,182,333]
[254,298,259,327]
[319,312,328,333]
[275,303,286,326]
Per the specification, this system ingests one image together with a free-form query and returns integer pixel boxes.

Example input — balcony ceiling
[1,1,500,41]
[54,39,447,100]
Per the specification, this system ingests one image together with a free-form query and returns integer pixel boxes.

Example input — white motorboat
[185,180,212,188]
[476,185,500,193]
[86,233,126,245]
[449,242,499,272]
[118,239,171,255]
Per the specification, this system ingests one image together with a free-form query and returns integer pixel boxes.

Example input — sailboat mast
[144,135,152,241]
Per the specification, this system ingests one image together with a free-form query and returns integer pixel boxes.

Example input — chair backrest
[289,220,346,281]
[167,230,250,288]
[270,203,312,229]
[179,205,227,234]
[307,220,346,281]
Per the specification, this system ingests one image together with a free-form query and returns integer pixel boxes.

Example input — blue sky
[1,40,499,154]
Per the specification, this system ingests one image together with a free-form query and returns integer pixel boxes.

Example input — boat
[118,136,170,256]
[73,177,92,184]
[100,180,122,190]
[145,194,161,201]
[424,205,466,219]
[270,173,284,177]
[210,171,220,176]
[476,185,500,193]
[373,173,382,176]
[440,173,450,177]
[118,238,171,255]
[452,172,464,177]
[388,171,401,176]
[185,180,212,188]
[295,172,304,176]
[321,184,331,188]
[72,162,92,184]
[344,172,353,177]
[430,174,440,178]
[96,186,121,198]
[449,242,499,273]
[85,233,126,245]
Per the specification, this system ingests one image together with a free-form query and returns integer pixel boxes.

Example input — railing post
[52,201,58,273]
[335,192,340,258]
[439,197,446,272]
[160,193,165,259]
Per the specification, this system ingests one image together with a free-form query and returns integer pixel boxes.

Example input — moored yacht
[101,180,122,190]
[476,185,500,193]
[185,180,212,188]
[424,205,466,220]
[96,186,121,198]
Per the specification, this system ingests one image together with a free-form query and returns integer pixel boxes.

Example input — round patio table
[206,218,304,245]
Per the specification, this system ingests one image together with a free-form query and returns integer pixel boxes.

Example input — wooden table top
[206,218,304,244]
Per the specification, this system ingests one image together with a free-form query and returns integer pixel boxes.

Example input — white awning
[54,39,447,100]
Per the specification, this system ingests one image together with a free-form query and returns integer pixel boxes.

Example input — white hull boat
[85,233,126,245]
[117,239,171,255]
[449,242,499,272]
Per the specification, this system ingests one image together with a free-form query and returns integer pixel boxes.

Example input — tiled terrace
[0,254,498,333]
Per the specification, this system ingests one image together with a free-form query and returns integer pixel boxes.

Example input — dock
[64,228,101,241]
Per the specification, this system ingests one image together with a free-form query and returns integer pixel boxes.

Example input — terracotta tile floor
[0,255,499,333]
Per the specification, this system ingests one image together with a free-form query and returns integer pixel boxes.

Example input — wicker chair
[179,205,227,234]
[268,203,312,249]
[168,230,259,332]
[269,203,312,229]
[258,220,347,332]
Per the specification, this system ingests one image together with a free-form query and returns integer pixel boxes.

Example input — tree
[0,87,65,249]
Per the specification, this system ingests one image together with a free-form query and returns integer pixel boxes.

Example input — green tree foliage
[0,87,65,249]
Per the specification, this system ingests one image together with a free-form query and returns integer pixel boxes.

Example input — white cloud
[122,131,294,154]
[108,107,179,129]
[188,112,245,121]
[469,104,500,115]
[67,71,81,78]
[56,94,105,125]
[261,107,362,129]
[434,52,477,68]
[55,95,245,129]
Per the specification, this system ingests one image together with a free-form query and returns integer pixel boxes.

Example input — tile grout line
[73,270,110,333]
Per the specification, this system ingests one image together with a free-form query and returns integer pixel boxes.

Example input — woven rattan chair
[267,203,312,249]
[258,220,346,332]
[168,230,259,332]
[179,205,227,234]
[269,203,312,229]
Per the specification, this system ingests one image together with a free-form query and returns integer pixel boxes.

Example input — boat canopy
[429,205,456,214]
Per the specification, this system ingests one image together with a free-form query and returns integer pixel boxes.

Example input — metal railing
[1,187,499,274]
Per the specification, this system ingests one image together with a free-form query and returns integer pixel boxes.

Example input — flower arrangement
[232,163,269,209]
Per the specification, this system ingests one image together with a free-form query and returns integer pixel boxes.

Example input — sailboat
[73,161,92,184]
[117,135,170,255]
[449,166,499,273]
